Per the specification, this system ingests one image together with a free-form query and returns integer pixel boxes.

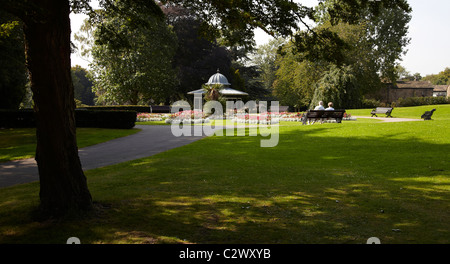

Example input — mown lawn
[0,105,449,244]
[347,104,450,120]
[0,127,141,162]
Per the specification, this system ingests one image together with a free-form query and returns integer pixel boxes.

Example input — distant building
[368,81,436,103]
[433,85,450,97]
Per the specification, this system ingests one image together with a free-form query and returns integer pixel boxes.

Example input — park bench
[421,109,436,120]
[149,105,171,113]
[371,107,393,117]
[302,110,346,125]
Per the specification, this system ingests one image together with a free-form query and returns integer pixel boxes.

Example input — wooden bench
[371,107,393,117]
[302,110,346,125]
[421,109,436,120]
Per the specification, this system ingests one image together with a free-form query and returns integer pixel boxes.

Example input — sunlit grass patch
[0,128,140,162]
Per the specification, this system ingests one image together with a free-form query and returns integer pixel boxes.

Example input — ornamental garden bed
[136,111,354,124]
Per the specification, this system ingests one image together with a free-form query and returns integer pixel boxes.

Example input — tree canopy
[89,1,178,105]
[0,10,27,109]
[423,68,450,85]
[272,0,411,109]
[71,65,95,106]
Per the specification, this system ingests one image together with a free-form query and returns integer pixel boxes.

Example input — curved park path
[0,125,210,188]
[352,116,423,122]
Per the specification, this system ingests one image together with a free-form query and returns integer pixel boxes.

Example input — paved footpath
[0,125,210,188]
[353,116,423,122]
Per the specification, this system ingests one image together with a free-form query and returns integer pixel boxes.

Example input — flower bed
[136,113,170,122]
[342,113,356,121]
[137,111,354,124]
[278,112,304,122]
[233,113,280,125]
[160,110,211,124]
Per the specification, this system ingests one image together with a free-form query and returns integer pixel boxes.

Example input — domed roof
[187,69,248,97]
[206,69,231,86]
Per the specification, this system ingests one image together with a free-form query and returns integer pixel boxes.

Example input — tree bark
[23,0,92,216]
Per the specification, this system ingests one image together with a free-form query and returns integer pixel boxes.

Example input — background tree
[394,64,411,81]
[0,10,27,109]
[423,68,450,85]
[202,84,222,102]
[310,64,360,109]
[250,38,286,97]
[90,2,178,105]
[273,41,324,111]
[71,65,95,106]
[312,0,411,81]
[273,0,411,109]
[73,18,95,66]
[163,6,231,103]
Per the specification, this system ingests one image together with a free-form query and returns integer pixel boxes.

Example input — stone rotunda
[187,69,248,100]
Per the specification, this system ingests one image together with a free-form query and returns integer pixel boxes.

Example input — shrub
[0,109,35,128]
[75,110,136,129]
[361,98,382,108]
[0,109,136,129]
[395,96,450,107]
[79,105,171,113]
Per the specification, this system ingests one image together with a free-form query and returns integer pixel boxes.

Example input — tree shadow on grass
[0,124,449,244]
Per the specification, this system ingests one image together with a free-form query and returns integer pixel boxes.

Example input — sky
[71,0,450,76]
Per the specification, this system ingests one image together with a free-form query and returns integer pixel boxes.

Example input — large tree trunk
[23,0,92,216]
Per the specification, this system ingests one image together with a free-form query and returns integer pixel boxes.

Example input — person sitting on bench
[325,102,334,111]
[314,101,325,110]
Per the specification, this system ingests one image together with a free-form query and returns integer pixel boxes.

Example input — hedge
[0,109,136,129]
[79,105,171,113]
[75,110,136,129]
[0,109,36,128]
[361,96,450,108]
[394,96,450,107]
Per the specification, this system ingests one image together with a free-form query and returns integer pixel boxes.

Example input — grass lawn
[347,104,450,120]
[0,127,141,162]
[0,105,449,244]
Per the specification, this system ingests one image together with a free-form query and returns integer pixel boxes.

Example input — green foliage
[273,42,323,110]
[395,96,450,107]
[316,1,410,81]
[295,0,410,68]
[0,109,35,128]
[81,105,152,112]
[202,84,223,102]
[311,64,361,109]
[164,7,232,102]
[75,110,136,129]
[294,26,349,66]
[0,11,27,110]
[89,0,178,105]
[0,20,19,37]
[161,0,304,48]
[251,38,286,93]
[0,109,137,129]
[361,98,383,109]
[272,0,411,110]
[0,127,140,162]
[71,66,95,106]
[423,68,450,85]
